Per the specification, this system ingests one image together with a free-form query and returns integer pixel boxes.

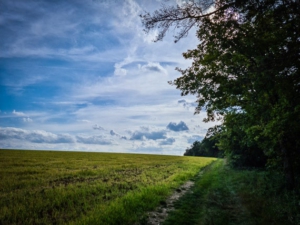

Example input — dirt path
[145,171,204,225]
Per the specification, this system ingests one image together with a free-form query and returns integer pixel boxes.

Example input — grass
[0,149,216,225]
[163,159,300,225]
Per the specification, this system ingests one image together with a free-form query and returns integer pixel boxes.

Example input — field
[0,150,216,225]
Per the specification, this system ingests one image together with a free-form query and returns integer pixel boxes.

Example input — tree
[184,140,202,156]
[141,0,216,43]
[216,113,267,168]
[141,0,300,188]
[183,136,222,157]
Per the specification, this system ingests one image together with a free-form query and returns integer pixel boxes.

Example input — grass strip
[76,160,217,225]
[77,184,170,225]
[163,159,300,225]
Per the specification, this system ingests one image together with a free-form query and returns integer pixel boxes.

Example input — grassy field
[0,150,216,225]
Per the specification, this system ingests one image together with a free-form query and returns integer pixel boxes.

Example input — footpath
[142,159,299,225]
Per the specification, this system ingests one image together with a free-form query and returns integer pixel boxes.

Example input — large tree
[141,0,300,188]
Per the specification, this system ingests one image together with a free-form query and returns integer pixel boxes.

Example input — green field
[0,150,216,225]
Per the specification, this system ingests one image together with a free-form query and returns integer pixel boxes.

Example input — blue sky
[0,0,215,155]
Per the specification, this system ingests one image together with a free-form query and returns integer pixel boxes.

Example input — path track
[145,170,205,225]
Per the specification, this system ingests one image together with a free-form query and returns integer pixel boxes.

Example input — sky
[0,0,215,155]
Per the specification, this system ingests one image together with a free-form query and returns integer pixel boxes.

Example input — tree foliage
[216,113,267,168]
[141,0,300,188]
[184,136,223,158]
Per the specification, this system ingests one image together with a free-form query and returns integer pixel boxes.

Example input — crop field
[0,150,216,225]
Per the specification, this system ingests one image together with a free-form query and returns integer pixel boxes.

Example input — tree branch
[140,1,234,42]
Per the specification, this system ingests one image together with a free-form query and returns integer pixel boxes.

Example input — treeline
[183,138,223,158]
[142,0,300,190]
[185,126,266,168]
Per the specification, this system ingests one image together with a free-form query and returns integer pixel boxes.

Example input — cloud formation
[0,127,75,143]
[76,135,113,145]
[93,124,104,130]
[12,110,26,116]
[109,129,127,140]
[23,117,33,122]
[0,127,114,145]
[178,99,197,109]
[160,137,175,145]
[130,129,167,141]
[140,62,167,74]
[166,121,189,132]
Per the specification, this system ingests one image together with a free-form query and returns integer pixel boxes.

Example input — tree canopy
[141,0,300,189]
[183,136,223,158]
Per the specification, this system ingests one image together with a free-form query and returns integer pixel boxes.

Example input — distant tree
[184,141,202,156]
[142,0,300,188]
[184,135,222,158]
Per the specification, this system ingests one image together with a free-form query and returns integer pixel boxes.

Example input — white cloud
[114,67,127,76]
[12,110,26,116]
[140,62,168,75]
[78,119,90,123]
[142,29,159,43]
[23,117,33,122]
[119,0,142,29]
